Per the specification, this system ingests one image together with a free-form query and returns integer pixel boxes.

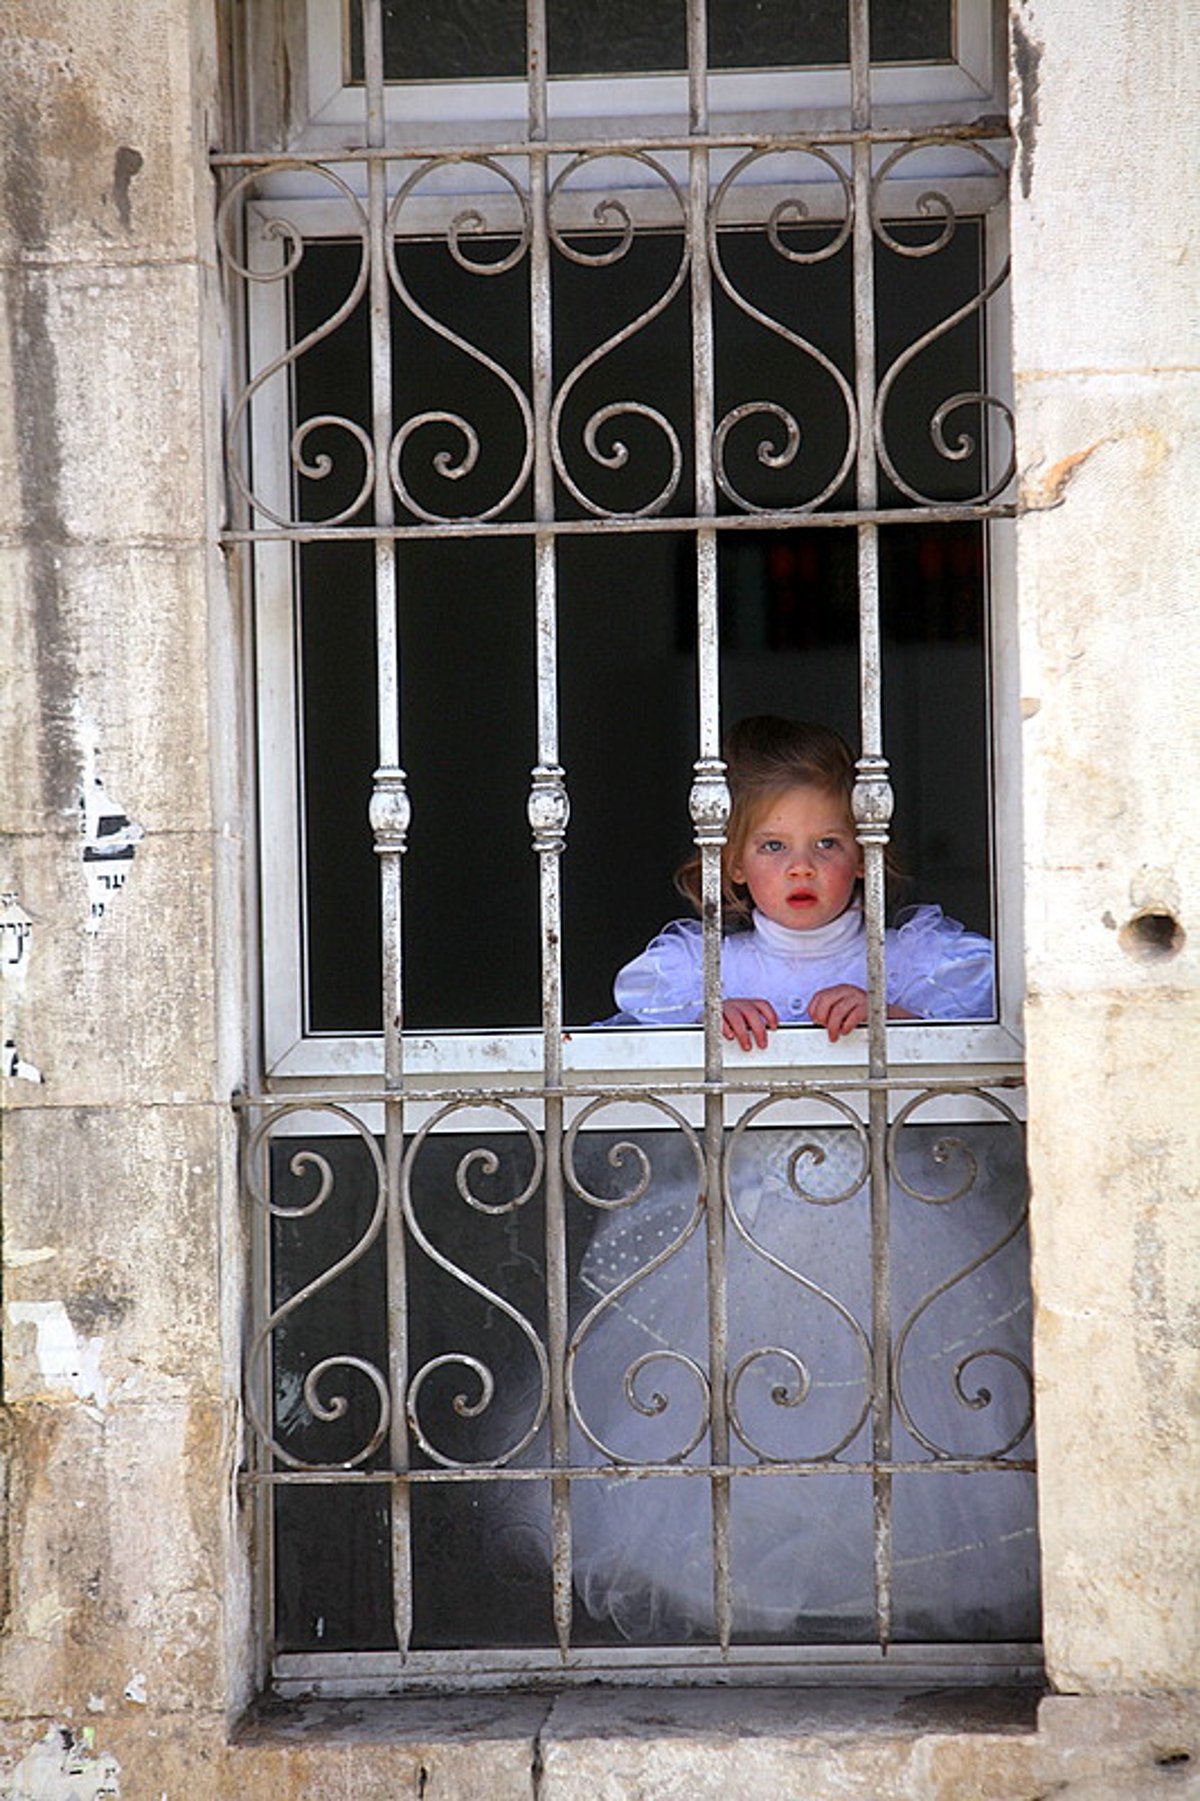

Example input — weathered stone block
[0,0,215,270]
[1015,371,1200,998]
[536,1687,1045,1801]
[0,259,211,547]
[0,1102,235,1404]
[1010,3,1198,378]
[1026,991,1200,1692]
[1,828,222,1107]
[0,1397,231,1718]
[0,542,219,837]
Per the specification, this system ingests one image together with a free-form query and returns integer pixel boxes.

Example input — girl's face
[729,783,862,932]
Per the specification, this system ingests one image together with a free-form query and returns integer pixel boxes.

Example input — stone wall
[0,0,1197,1794]
[1010,0,1200,1696]
[0,0,252,1746]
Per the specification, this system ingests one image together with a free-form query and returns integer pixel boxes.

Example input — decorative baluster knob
[370,766,411,855]
[689,757,730,847]
[528,763,570,855]
[852,755,894,847]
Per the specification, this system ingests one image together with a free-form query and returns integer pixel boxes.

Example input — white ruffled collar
[750,902,864,959]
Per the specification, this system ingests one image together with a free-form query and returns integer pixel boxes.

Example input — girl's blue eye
[760,838,784,853]
[816,836,839,851]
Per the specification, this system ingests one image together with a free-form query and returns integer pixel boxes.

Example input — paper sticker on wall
[81,770,144,934]
[1,895,43,1081]
[1,891,33,987]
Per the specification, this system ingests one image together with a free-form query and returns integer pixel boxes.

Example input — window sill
[233,1683,1047,1796]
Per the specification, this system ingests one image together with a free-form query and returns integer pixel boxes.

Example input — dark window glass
[292,216,988,1034]
[347,0,954,82]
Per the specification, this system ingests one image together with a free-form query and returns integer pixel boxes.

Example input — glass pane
[268,1118,1035,1651]
[291,210,992,1032]
[347,0,954,82]
[348,0,526,83]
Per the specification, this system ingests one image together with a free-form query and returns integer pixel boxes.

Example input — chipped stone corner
[1019,439,1111,512]
[1,1725,120,1801]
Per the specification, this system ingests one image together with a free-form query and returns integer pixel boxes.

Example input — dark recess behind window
[292,219,990,1035]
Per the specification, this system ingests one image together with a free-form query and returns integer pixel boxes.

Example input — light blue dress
[611,902,995,1026]
[562,903,1038,1643]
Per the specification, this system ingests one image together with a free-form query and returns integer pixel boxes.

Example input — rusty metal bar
[220,501,1016,545]
[526,0,574,1663]
[684,0,735,1657]
[358,0,413,1659]
[209,120,1012,168]
[848,0,896,1656]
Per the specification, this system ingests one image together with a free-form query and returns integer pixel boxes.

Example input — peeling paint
[4,1039,45,1083]
[81,759,144,934]
[7,1300,108,1409]
[3,1246,58,1269]
[2,1726,119,1801]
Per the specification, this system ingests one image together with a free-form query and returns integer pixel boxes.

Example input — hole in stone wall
[1154,1748,1193,1768]
[1118,909,1185,963]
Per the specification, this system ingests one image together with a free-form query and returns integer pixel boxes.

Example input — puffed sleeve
[887,905,995,1021]
[611,919,705,1024]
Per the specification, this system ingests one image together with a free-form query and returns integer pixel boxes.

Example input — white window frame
[293,0,1002,145]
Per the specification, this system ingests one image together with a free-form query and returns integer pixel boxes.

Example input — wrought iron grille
[216,0,1036,1689]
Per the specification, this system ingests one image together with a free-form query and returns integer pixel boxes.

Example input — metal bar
[359,0,413,1661]
[526,0,574,1660]
[246,1105,277,1675]
[219,502,1017,546]
[684,0,735,1657]
[234,1073,1027,1110]
[243,1455,1037,1486]
[848,0,896,1657]
[209,120,1012,168]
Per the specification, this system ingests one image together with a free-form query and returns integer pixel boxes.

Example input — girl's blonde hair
[675,716,858,930]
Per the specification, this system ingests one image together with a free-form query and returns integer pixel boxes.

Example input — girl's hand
[807,983,868,1041]
[721,996,779,1051]
[808,987,921,1040]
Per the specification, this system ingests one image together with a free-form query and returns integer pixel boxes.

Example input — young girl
[565,719,1036,1644]
[611,715,994,1046]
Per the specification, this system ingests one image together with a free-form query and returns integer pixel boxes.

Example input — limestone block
[1037,1695,1200,1795]
[1014,370,1200,997]
[1025,992,1200,1691]
[0,1102,233,1404]
[0,542,220,836]
[0,1397,231,1718]
[0,828,221,1108]
[1010,2,1199,378]
[231,1694,549,1801]
[536,1688,1044,1801]
[0,260,210,546]
[0,0,216,270]
[0,1703,543,1801]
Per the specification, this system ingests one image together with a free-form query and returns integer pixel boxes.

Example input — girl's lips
[788,891,817,906]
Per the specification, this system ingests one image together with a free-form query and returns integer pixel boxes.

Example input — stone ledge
[4,1691,1198,1800]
